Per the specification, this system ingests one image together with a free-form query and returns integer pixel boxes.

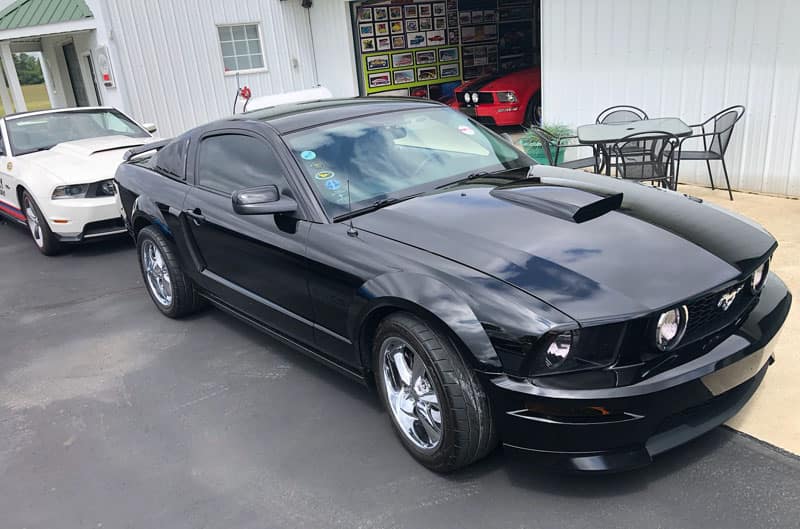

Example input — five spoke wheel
[141,239,173,307]
[381,336,443,450]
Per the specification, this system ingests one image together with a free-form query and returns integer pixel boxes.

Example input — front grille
[83,217,126,237]
[684,280,755,342]
[456,92,495,105]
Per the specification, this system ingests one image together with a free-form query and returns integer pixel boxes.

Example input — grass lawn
[0,83,50,115]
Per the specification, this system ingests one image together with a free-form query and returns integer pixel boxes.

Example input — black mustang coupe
[115,98,791,473]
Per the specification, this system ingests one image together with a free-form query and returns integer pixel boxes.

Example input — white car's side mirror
[142,122,157,134]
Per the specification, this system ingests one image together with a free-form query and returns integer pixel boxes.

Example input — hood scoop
[490,185,623,223]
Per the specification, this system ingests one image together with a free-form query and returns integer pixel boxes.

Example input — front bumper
[45,196,127,242]
[452,100,525,127]
[482,274,792,473]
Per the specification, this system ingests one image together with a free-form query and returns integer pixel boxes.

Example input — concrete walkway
[678,184,799,455]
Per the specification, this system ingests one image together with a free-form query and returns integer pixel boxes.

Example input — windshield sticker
[310,161,325,170]
[325,179,342,191]
[315,170,335,180]
[301,150,317,160]
[458,125,475,136]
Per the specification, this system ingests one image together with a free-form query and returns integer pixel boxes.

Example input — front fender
[352,272,502,371]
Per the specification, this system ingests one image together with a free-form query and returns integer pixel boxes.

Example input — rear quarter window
[154,136,190,181]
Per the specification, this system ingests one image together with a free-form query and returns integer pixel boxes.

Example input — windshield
[284,107,532,218]
[6,109,149,156]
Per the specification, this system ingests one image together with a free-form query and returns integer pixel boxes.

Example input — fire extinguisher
[232,72,252,114]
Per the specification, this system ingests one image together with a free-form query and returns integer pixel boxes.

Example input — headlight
[751,260,769,293]
[525,325,622,377]
[544,331,573,369]
[52,184,89,199]
[97,179,116,197]
[496,91,518,103]
[655,305,689,351]
[470,92,479,103]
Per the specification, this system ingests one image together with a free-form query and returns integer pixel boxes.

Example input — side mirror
[142,122,158,134]
[232,185,297,215]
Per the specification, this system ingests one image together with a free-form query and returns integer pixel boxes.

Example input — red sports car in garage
[450,66,541,127]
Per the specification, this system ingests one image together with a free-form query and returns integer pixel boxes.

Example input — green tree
[13,53,44,85]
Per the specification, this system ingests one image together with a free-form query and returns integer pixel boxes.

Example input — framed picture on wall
[417,66,438,81]
[390,20,403,34]
[393,69,415,85]
[375,22,389,36]
[391,36,406,49]
[448,29,459,44]
[376,36,391,51]
[426,30,445,45]
[405,19,419,32]
[438,47,458,62]
[359,23,374,37]
[366,54,390,71]
[389,6,402,20]
[433,3,446,16]
[373,7,388,21]
[403,5,418,18]
[361,38,376,52]
[434,17,446,30]
[447,12,458,27]
[407,32,427,48]
[391,52,414,68]
[415,50,436,64]
[419,18,432,31]
[368,71,391,88]
[458,12,471,25]
[439,63,460,78]
[418,4,432,17]
[357,7,372,22]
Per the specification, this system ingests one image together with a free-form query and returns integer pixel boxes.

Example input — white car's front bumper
[44,196,127,241]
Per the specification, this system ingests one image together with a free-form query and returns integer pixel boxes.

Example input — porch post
[0,62,13,115]
[0,41,26,113]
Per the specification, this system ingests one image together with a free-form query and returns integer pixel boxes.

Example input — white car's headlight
[97,179,117,197]
[52,184,89,199]
[655,305,689,351]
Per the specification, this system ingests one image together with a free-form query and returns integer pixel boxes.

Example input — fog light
[655,305,688,351]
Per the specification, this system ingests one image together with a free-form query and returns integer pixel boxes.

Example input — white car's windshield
[6,109,149,156]
[284,107,533,218]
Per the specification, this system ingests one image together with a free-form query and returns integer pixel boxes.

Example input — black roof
[232,97,446,134]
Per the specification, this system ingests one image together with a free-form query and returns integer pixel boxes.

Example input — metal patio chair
[528,126,598,170]
[611,131,679,189]
[675,105,745,201]
[596,105,649,124]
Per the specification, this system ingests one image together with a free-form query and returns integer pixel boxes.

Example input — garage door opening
[350,0,541,130]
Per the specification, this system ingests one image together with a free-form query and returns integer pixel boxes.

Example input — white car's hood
[21,135,153,185]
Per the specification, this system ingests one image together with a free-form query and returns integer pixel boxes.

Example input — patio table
[577,117,692,175]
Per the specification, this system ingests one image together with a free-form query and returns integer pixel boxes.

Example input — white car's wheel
[22,191,61,256]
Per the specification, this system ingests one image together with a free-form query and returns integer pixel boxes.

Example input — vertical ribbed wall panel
[541,0,800,196]
[105,0,317,136]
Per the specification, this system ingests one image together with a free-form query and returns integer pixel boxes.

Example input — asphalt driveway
[1,220,799,529]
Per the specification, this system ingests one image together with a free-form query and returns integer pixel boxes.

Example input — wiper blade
[435,166,531,189]
[336,193,423,220]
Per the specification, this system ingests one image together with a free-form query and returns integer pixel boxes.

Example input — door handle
[185,208,206,224]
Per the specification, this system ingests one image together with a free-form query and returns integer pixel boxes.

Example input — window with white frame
[217,24,265,73]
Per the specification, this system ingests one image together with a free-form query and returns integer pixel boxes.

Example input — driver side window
[196,133,288,195]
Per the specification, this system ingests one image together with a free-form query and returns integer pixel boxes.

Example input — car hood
[354,166,776,323]
[20,135,153,185]
[457,67,540,93]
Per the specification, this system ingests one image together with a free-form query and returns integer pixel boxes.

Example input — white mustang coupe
[0,107,156,255]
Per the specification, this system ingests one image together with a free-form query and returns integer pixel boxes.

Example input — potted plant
[519,123,575,166]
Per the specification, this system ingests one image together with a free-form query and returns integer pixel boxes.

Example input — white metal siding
[541,0,800,196]
[309,0,359,98]
[104,0,318,137]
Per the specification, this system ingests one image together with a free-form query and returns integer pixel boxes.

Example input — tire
[374,312,497,472]
[136,225,203,318]
[22,190,61,256]
[523,91,542,128]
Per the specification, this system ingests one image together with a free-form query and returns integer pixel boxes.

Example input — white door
[0,124,23,222]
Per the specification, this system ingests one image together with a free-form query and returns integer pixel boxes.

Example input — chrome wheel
[381,337,443,450]
[24,197,44,248]
[142,240,173,307]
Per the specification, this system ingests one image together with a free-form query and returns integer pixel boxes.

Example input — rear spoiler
[123,139,171,162]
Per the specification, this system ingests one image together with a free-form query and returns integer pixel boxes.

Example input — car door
[182,127,314,344]
[0,123,24,222]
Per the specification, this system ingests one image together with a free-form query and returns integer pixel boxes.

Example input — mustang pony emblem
[718,285,744,311]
